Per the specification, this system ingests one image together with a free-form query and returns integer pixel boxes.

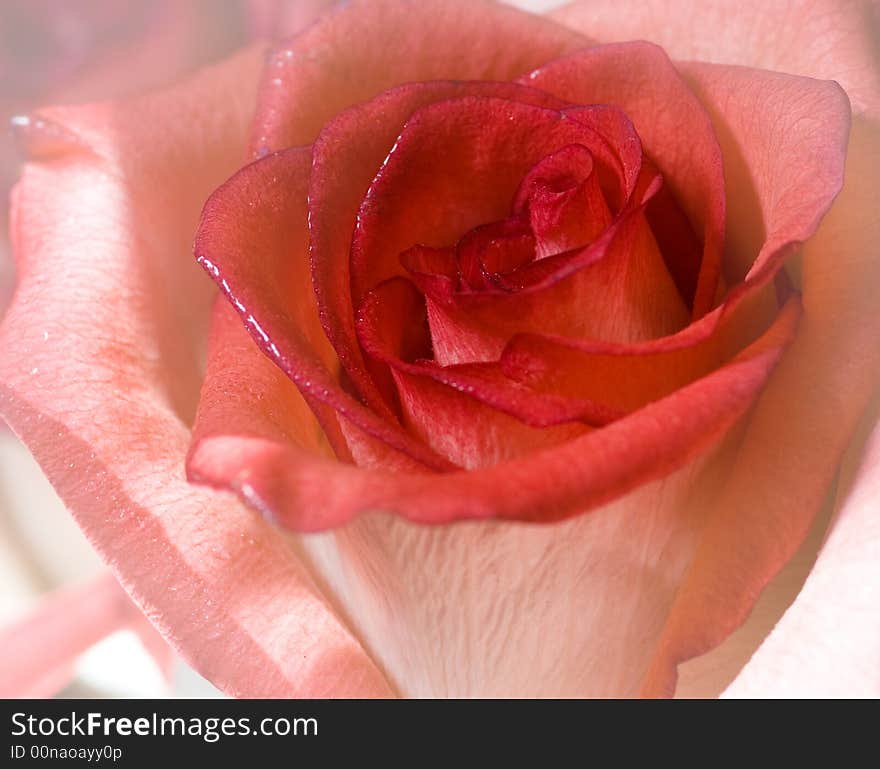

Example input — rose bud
[1,0,877,697]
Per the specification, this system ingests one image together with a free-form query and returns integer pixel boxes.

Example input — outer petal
[640,85,876,695]
[0,50,392,697]
[723,401,880,697]
[245,0,339,39]
[0,244,11,321]
[552,0,880,116]
[251,0,588,152]
[194,146,452,470]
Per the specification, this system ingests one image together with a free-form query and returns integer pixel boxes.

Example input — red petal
[351,96,688,363]
[191,292,801,527]
[499,290,786,413]
[522,42,725,317]
[194,145,453,470]
[423,208,689,365]
[355,277,617,465]
[513,143,613,258]
[355,101,643,305]
[309,81,568,415]
[455,219,536,291]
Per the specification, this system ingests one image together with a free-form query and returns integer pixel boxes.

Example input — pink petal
[191,302,801,694]
[0,49,392,698]
[245,0,339,39]
[724,402,880,697]
[552,0,880,115]
[251,0,588,151]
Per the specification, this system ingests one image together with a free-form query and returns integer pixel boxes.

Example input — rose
[0,0,877,697]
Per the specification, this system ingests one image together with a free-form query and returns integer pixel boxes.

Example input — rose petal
[194,311,800,694]
[0,49,392,697]
[679,63,854,284]
[293,463,712,696]
[251,0,588,151]
[552,0,880,116]
[491,64,850,470]
[245,0,338,39]
[454,219,537,291]
[357,277,624,427]
[264,0,585,415]
[355,102,647,303]
[355,277,595,467]
[500,291,795,413]
[723,399,880,697]
[389,365,589,469]
[513,143,613,258]
[420,208,690,365]
[521,41,726,317]
[191,280,800,528]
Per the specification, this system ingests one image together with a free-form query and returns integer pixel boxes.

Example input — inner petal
[513,143,613,259]
[348,97,632,310]
[456,219,536,290]
[353,94,693,386]
[422,212,691,366]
